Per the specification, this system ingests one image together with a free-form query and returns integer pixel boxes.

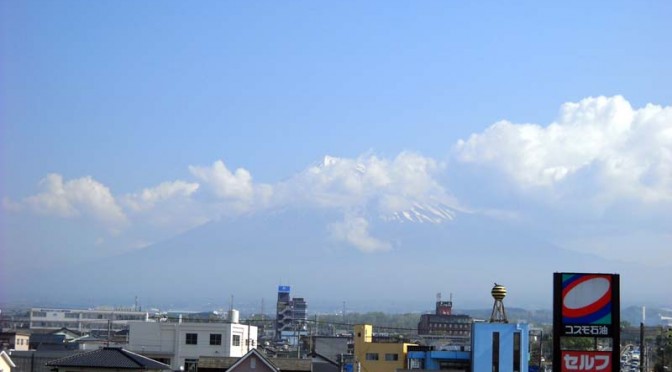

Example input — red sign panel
[561,351,612,372]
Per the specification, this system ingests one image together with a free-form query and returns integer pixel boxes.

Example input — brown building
[417,296,473,340]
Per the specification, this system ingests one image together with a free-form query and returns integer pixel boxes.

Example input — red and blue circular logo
[562,274,612,324]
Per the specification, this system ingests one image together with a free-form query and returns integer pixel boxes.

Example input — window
[492,332,500,372]
[385,354,399,361]
[185,359,198,372]
[186,333,198,345]
[365,353,379,361]
[210,334,222,345]
[513,332,521,372]
[232,335,241,346]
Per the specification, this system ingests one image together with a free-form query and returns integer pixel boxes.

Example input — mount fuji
[9,202,670,312]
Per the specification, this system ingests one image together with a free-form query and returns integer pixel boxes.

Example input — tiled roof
[268,357,312,371]
[46,347,170,370]
[200,352,312,372]
[198,356,240,369]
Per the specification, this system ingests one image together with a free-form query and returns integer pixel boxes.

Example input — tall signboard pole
[553,273,620,372]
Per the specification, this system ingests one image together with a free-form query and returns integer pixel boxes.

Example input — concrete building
[127,311,258,371]
[417,294,473,342]
[406,348,471,371]
[29,308,146,332]
[275,286,308,341]
[353,324,416,372]
[276,286,291,338]
[470,322,529,372]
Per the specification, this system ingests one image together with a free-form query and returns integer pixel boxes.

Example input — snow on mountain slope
[381,201,456,223]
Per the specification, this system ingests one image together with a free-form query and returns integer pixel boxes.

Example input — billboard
[555,273,619,337]
[553,273,620,372]
[278,285,291,293]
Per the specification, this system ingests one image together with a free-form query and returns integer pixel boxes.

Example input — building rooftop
[46,347,170,370]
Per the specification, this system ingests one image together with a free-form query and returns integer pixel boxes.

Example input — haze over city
[1,1,671,311]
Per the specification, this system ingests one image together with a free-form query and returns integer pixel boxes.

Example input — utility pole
[107,318,111,347]
[261,298,265,321]
[640,322,644,372]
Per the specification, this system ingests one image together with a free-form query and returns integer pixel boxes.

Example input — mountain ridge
[5,206,670,311]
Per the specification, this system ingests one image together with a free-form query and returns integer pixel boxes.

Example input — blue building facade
[471,322,529,372]
[407,350,471,370]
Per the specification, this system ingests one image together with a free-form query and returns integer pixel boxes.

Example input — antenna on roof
[261,298,265,321]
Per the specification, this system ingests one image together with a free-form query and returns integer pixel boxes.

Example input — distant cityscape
[1,283,671,372]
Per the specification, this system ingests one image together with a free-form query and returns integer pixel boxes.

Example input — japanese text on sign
[564,325,609,336]
[561,351,611,372]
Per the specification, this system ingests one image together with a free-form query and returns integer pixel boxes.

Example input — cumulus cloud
[7,153,458,253]
[329,214,391,253]
[119,180,209,234]
[20,173,128,231]
[189,160,273,212]
[277,152,459,219]
[122,180,200,212]
[455,96,672,202]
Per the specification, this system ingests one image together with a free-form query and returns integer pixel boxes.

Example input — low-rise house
[45,347,170,372]
[9,350,83,372]
[302,336,349,364]
[198,349,311,372]
[0,330,30,351]
[308,352,339,372]
[0,351,16,372]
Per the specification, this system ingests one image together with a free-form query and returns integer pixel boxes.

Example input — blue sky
[2,1,672,308]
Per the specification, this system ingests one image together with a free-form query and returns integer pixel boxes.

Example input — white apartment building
[127,312,257,371]
[29,308,147,331]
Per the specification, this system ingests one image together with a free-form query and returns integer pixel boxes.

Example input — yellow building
[353,325,416,372]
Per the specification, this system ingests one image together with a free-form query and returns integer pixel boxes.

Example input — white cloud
[278,152,459,219]
[329,214,391,253]
[122,180,200,212]
[119,180,209,234]
[2,197,23,212]
[21,173,128,231]
[188,160,273,211]
[455,96,672,202]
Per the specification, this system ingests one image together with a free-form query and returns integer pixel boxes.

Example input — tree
[560,337,595,351]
